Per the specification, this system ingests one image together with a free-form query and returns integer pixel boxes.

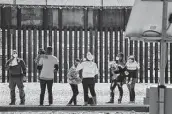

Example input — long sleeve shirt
[67,65,81,84]
[76,61,99,78]
[126,61,140,70]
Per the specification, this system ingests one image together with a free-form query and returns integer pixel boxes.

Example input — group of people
[5,46,139,106]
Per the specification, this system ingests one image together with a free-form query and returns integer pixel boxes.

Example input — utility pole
[159,0,168,114]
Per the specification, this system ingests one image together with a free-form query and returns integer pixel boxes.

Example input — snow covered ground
[0,83,169,114]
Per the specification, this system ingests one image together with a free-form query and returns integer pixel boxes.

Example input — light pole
[159,0,168,114]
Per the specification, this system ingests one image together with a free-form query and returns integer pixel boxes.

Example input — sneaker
[9,102,15,105]
[106,100,114,103]
[19,102,25,105]
[66,104,72,106]
[48,103,52,106]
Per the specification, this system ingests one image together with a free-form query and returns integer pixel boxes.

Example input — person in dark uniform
[106,52,127,104]
[6,50,26,105]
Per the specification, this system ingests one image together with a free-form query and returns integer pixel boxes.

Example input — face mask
[116,57,119,60]
[13,54,18,58]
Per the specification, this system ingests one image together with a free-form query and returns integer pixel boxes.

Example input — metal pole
[160,0,168,86]
[159,0,168,114]
[101,0,103,8]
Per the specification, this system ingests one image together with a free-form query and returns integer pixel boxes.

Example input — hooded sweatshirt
[76,61,99,78]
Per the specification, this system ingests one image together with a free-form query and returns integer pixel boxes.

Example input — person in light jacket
[37,46,59,106]
[67,59,82,106]
[126,55,140,103]
[76,52,99,106]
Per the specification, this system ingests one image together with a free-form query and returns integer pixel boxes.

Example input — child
[126,55,140,103]
[35,48,45,78]
[67,59,82,106]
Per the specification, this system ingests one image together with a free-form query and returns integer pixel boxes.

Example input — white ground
[1,83,171,114]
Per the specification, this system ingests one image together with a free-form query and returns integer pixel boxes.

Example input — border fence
[0,6,172,83]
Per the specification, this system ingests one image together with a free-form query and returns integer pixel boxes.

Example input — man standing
[37,46,59,106]
[6,50,26,105]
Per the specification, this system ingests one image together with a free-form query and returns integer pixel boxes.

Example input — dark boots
[106,92,114,103]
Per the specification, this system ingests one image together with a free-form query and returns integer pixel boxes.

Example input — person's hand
[23,76,27,82]
[124,71,129,75]
[54,69,58,73]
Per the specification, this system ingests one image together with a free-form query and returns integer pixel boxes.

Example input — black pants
[40,79,53,105]
[127,78,137,102]
[9,76,25,103]
[82,78,96,102]
[110,79,123,100]
[127,70,137,102]
[68,84,79,105]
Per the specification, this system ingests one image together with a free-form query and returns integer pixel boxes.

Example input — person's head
[86,52,94,61]
[46,46,52,55]
[128,55,135,63]
[38,48,45,55]
[116,52,124,61]
[74,59,80,67]
[12,50,18,58]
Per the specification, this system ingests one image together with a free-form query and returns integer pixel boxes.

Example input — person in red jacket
[6,50,26,105]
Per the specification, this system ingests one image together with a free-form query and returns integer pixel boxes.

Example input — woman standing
[67,59,82,106]
[76,52,99,106]
[126,55,140,103]
[107,52,127,104]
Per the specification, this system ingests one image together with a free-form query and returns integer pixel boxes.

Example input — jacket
[6,58,26,76]
[67,65,82,84]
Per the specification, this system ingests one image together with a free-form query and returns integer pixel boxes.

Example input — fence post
[59,27,63,83]
[23,26,27,65]
[150,43,154,83]
[7,26,11,82]
[104,27,108,83]
[145,42,148,83]
[2,27,6,83]
[170,43,172,84]
[125,38,129,65]
[28,28,32,82]
[134,40,139,82]
[130,40,133,55]
[114,28,118,57]
[139,41,144,83]
[94,28,98,83]
[155,42,159,83]
[18,27,21,58]
[49,27,52,46]
[43,7,48,49]
[84,28,88,57]
[74,27,78,60]
[99,28,103,83]
[109,27,114,83]
[17,7,21,28]
[89,28,93,54]
[53,27,58,83]
[79,27,83,60]
[33,26,37,82]
[119,28,123,53]
[38,26,42,49]
[64,27,68,83]
[12,28,16,50]
[69,27,73,69]
[165,43,168,83]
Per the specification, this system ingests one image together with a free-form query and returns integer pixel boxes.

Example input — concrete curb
[0,105,149,112]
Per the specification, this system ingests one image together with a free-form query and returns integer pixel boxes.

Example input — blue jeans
[40,79,53,105]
